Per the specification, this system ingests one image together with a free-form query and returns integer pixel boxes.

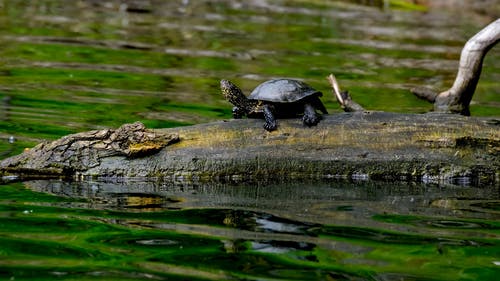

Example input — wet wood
[1,113,498,185]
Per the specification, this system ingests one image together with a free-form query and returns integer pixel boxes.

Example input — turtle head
[220,79,251,112]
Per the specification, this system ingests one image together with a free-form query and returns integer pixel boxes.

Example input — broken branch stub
[327,74,364,112]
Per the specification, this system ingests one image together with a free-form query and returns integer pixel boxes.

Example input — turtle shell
[248,79,321,103]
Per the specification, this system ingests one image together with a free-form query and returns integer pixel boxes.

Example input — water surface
[0,1,499,280]
[0,0,499,158]
[1,179,500,280]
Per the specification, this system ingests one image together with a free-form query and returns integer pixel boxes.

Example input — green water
[1,180,500,280]
[0,1,499,280]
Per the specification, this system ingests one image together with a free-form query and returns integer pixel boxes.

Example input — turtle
[220,78,328,131]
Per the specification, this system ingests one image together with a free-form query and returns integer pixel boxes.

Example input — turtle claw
[262,104,277,131]
[303,103,321,127]
[263,121,277,131]
[302,113,320,127]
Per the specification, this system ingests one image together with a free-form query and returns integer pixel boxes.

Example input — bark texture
[0,122,179,179]
[1,113,499,185]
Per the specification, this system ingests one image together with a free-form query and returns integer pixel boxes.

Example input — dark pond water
[0,0,499,280]
[1,179,500,280]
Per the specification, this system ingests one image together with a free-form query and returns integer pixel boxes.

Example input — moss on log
[1,112,499,185]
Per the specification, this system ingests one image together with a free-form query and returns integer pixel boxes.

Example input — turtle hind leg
[302,103,321,127]
[262,104,278,131]
[317,101,328,115]
[312,96,328,114]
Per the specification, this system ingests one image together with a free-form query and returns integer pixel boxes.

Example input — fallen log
[1,112,498,185]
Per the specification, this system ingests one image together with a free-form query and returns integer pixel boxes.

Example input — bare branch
[415,19,500,115]
[327,74,364,112]
[410,87,438,103]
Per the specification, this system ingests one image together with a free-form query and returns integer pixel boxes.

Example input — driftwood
[411,19,500,115]
[1,113,498,184]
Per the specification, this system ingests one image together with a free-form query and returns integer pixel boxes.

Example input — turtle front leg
[262,104,278,131]
[302,103,320,127]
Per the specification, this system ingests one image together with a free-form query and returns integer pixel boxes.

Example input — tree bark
[412,19,500,115]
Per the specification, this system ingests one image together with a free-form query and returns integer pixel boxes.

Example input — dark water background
[0,0,499,280]
[2,179,500,280]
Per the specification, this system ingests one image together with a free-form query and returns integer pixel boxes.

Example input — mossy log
[1,112,498,185]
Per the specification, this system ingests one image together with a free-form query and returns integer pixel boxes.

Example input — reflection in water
[25,179,500,220]
[25,179,500,241]
[1,0,499,279]
[0,96,11,121]
[0,179,498,280]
